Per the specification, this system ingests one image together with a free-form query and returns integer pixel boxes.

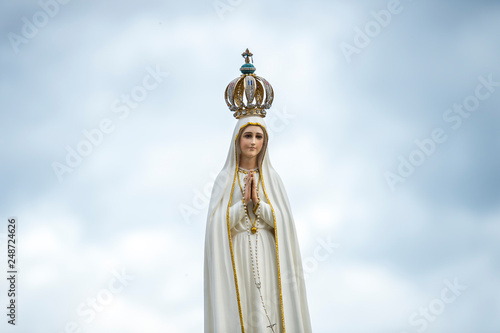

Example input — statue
[204,49,312,333]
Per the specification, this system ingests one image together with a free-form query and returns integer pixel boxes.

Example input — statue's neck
[239,156,258,170]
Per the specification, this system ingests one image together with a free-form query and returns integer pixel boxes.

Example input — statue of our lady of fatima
[204,49,312,333]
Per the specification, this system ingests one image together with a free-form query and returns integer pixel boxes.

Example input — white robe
[204,116,312,333]
[230,168,282,332]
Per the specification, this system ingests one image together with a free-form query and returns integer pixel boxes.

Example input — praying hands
[244,170,260,206]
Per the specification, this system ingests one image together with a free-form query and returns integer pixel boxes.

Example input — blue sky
[1,0,500,332]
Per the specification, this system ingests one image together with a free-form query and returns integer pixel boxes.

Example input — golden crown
[225,48,274,119]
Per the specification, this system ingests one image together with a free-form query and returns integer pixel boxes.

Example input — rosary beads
[239,169,276,332]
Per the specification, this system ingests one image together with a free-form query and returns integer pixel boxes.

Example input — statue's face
[239,125,264,160]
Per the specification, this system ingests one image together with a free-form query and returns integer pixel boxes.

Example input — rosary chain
[240,171,276,332]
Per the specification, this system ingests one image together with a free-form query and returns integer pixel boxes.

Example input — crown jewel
[225,48,274,119]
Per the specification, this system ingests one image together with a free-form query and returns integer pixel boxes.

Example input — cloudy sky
[1,0,500,332]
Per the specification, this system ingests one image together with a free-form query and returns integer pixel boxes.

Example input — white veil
[204,116,312,332]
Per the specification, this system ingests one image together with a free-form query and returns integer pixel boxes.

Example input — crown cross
[242,48,253,64]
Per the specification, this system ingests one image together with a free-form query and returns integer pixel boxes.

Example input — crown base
[232,107,268,119]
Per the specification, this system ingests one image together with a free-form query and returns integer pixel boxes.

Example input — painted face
[239,125,264,160]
